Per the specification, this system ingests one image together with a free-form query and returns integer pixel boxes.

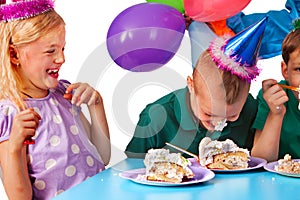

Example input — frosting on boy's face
[187,50,249,132]
[190,86,245,132]
[212,118,228,131]
[187,70,248,132]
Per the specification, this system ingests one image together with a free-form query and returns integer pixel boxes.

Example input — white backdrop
[54,0,286,165]
[0,0,288,199]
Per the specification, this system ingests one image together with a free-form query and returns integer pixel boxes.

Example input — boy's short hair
[282,30,300,64]
[193,50,250,104]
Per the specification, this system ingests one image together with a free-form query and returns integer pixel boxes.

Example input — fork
[165,142,199,161]
[278,84,300,92]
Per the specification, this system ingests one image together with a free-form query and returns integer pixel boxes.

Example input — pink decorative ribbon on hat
[0,0,54,22]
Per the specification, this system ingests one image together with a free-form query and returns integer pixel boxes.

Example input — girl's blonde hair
[0,10,65,110]
[193,50,250,104]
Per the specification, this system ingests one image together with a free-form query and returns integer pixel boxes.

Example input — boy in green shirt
[252,19,300,162]
[126,18,268,158]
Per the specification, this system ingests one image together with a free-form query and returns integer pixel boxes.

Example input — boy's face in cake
[187,68,248,132]
[190,81,247,131]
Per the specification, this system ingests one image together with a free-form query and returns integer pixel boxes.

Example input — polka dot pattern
[0,81,107,199]
[71,144,80,154]
[69,107,78,116]
[65,165,76,177]
[86,156,94,167]
[34,180,46,190]
[53,115,62,124]
[50,135,61,147]
[70,125,79,135]
[45,159,57,170]
[50,98,58,106]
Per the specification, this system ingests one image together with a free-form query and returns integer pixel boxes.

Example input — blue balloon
[188,21,216,68]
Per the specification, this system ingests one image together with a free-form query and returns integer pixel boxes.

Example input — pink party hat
[208,17,268,82]
[0,0,54,22]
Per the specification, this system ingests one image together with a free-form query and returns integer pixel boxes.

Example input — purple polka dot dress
[0,80,105,199]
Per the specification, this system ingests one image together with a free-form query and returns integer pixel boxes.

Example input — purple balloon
[106,3,185,72]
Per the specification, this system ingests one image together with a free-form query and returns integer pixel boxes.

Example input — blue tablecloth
[53,158,300,200]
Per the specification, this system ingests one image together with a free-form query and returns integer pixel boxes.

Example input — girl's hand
[9,108,41,151]
[262,79,289,115]
[64,82,102,107]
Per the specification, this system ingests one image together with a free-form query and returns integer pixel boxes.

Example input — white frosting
[144,149,190,173]
[198,137,249,166]
[213,118,227,131]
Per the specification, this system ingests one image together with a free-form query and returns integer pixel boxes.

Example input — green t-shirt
[252,80,300,158]
[125,87,257,158]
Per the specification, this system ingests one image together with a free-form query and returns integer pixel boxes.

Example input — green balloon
[146,0,184,13]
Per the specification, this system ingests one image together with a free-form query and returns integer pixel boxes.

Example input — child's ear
[281,61,288,81]
[187,76,194,94]
[9,45,20,65]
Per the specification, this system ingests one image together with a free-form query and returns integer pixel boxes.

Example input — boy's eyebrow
[200,106,213,116]
[203,107,238,118]
[204,110,218,117]
[289,59,300,65]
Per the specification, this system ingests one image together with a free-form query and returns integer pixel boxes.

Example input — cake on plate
[198,137,250,170]
[275,154,300,174]
[143,148,194,183]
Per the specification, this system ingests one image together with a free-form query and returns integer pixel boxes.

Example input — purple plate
[189,157,267,173]
[264,159,300,178]
[119,164,215,186]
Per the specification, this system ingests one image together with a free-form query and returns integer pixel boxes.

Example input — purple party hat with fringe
[0,0,54,22]
[209,17,268,82]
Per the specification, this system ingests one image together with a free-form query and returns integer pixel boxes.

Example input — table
[53,158,300,200]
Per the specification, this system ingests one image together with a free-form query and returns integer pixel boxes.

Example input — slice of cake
[275,154,300,174]
[198,137,250,170]
[144,148,194,183]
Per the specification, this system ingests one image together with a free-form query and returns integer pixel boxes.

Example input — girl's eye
[296,68,300,72]
[46,49,55,54]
